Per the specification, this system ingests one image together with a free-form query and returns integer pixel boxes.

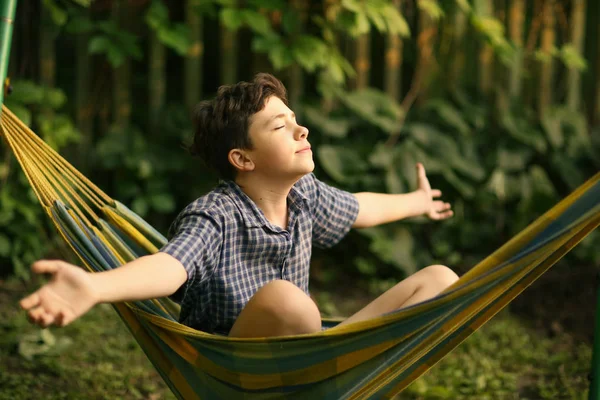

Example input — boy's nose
[296,125,309,140]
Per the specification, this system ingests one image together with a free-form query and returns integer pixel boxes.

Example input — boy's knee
[422,264,459,289]
[253,280,321,334]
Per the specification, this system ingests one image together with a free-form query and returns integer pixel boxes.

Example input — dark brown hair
[189,73,288,180]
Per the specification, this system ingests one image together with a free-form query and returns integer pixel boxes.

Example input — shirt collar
[222,180,309,229]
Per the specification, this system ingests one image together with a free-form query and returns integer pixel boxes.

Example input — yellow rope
[1,106,113,205]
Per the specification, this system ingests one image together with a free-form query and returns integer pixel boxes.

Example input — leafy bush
[0,81,81,279]
[305,87,600,278]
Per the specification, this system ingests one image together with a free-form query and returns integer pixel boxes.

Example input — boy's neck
[235,174,298,230]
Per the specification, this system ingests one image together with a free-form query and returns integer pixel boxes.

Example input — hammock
[2,105,599,399]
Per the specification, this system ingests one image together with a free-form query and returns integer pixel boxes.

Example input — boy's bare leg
[337,265,458,327]
[229,280,322,338]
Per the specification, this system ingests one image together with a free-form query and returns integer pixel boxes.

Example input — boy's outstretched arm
[352,163,453,228]
[19,252,187,328]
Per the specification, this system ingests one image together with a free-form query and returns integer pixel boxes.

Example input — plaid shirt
[159,173,359,334]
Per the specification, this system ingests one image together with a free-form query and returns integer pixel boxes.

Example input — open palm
[416,163,453,221]
[20,260,97,328]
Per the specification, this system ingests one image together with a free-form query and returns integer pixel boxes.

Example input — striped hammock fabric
[2,105,599,399]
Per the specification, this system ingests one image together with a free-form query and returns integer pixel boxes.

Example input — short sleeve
[159,209,222,286]
[296,173,359,248]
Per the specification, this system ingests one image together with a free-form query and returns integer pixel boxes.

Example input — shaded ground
[509,261,597,344]
[0,261,595,399]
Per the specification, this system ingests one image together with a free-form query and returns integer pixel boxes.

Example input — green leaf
[486,169,507,201]
[281,9,301,35]
[220,9,244,31]
[150,193,175,213]
[292,36,329,72]
[106,45,126,67]
[303,106,351,138]
[4,103,32,126]
[157,24,192,56]
[541,110,564,149]
[418,0,445,21]
[551,154,584,190]
[362,226,417,273]
[145,0,169,30]
[64,16,95,34]
[247,0,286,10]
[341,0,363,13]
[498,148,530,173]
[45,88,67,109]
[252,34,280,53]
[408,123,484,181]
[383,5,410,37]
[9,81,45,105]
[88,36,111,54]
[528,165,556,197]
[0,234,10,257]
[455,0,472,13]
[559,44,587,71]
[71,0,92,6]
[132,197,149,217]
[43,0,68,26]
[365,5,387,32]
[425,100,471,136]
[442,168,475,198]
[242,10,273,36]
[368,143,395,168]
[317,145,367,184]
[355,257,377,275]
[267,44,294,70]
[339,88,403,134]
[385,166,405,194]
[500,113,547,154]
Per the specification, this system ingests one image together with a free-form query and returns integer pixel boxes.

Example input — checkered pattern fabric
[160,173,359,334]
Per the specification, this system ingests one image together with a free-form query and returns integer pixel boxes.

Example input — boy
[20,73,457,338]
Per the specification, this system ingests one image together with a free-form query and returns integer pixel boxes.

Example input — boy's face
[244,96,314,180]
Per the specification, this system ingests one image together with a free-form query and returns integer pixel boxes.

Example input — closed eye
[274,125,285,130]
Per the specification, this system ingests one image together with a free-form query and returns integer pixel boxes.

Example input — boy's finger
[31,260,62,275]
[431,189,442,198]
[40,313,55,328]
[28,306,45,324]
[416,163,426,176]
[20,292,40,310]
[439,210,454,219]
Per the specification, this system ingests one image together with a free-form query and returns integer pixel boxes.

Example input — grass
[0,277,593,400]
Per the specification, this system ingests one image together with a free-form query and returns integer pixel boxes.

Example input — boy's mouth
[296,146,311,153]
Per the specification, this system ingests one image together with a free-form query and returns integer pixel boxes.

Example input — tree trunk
[75,10,93,171]
[595,1,600,124]
[148,28,165,136]
[508,0,525,98]
[220,1,238,85]
[384,0,403,102]
[39,3,56,89]
[449,8,467,90]
[538,0,555,117]
[112,2,131,129]
[185,0,203,111]
[287,0,308,113]
[567,0,586,111]
[476,0,494,96]
[321,0,339,112]
[414,3,437,105]
[353,33,370,90]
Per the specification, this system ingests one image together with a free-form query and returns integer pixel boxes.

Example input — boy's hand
[416,163,453,220]
[20,260,98,328]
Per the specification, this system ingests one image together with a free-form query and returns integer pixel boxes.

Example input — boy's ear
[228,149,255,173]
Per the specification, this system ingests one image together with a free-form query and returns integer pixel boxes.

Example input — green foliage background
[0,0,599,398]
[0,0,598,298]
